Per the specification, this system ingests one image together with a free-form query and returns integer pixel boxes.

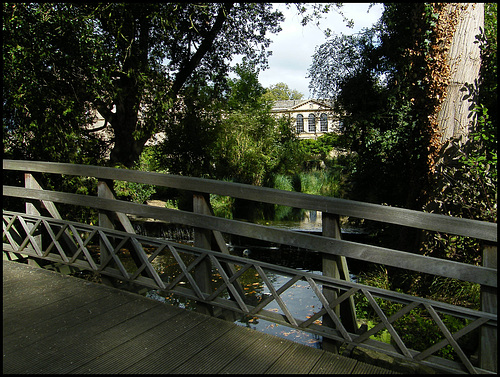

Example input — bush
[354,266,474,360]
[113,148,158,204]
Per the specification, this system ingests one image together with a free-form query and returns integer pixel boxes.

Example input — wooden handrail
[3,159,497,242]
[3,185,497,288]
[2,160,497,373]
[3,210,496,374]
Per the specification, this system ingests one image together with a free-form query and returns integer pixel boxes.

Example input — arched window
[296,114,304,133]
[320,113,328,132]
[308,114,316,132]
[337,120,344,132]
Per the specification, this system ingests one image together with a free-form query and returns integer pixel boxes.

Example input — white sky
[257,3,384,98]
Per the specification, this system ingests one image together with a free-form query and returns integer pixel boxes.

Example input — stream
[130,210,369,349]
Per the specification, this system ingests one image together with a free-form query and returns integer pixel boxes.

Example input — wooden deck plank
[218,334,296,374]
[71,309,207,374]
[3,290,146,355]
[3,273,161,375]
[4,297,160,374]
[121,315,235,374]
[351,361,400,374]
[309,351,358,374]
[3,288,112,336]
[170,326,267,374]
[3,261,397,374]
[265,342,325,374]
[2,274,95,311]
[43,305,187,374]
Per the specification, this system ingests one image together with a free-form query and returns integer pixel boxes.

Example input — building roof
[271,99,334,111]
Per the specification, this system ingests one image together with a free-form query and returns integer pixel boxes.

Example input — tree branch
[171,2,234,96]
[94,98,116,126]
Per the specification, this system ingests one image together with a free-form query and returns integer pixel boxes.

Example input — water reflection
[126,213,362,350]
[234,270,323,348]
[131,240,325,349]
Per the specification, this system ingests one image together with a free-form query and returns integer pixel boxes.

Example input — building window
[320,113,328,132]
[337,120,344,132]
[296,114,304,133]
[308,114,316,132]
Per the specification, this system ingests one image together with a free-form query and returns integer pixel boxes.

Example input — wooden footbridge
[3,260,396,374]
[3,160,497,374]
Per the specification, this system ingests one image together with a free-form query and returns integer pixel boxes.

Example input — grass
[353,266,479,361]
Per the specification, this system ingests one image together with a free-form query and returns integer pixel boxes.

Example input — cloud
[259,3,384,98]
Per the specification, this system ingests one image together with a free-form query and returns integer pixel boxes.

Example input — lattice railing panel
[3,211,496,374]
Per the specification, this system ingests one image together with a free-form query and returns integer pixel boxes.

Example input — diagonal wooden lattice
[2,211,496,374]
[206,254,249,313]
[3,214,23,251]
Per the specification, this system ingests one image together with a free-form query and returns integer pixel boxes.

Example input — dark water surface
[131,214,366,349]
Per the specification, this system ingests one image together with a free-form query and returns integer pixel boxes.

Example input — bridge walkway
[3,261,397,374]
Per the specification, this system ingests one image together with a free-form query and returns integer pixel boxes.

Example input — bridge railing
[2,159,497,374]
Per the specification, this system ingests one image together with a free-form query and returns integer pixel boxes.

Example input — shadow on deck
[3,261,398,374]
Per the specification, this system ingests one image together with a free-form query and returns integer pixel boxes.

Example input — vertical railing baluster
[97,181,115,266]
[322,212,358,353]
[25,173,42,266]
[480,243,497,372]
[193,192,214,315]
[97,181,118,286]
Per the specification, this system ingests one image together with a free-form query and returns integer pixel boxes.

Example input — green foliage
[271,174,294,192]
[114,180,156,205]
[477,3,497,126]
[213,110,278,185]
[297,132,346,161]
[153,85,221,178]
[227,60,268,111]
[3,3,106,164]
[297,171,338,197]
[421,105,496,270]
[3,3,286,168]
[262,82,304,102]
[212,63,302,186]
[355,267,475,360]
[308,3,463,210]
[210,193,234,219]
[308,30,378,99]
[428,277,480,309]
[114,148,157,204]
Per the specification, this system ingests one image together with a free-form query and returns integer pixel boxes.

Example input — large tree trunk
[401,4,484,252]
[435,3,483,147]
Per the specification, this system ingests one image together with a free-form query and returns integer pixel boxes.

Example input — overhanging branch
[171,2,234,96]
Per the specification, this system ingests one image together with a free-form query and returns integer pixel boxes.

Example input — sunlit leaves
[3,3,286,168]
[262,82,304,102]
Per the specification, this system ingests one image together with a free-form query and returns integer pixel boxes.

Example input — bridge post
[322,212,358,353]
[97,181,115,267]
[193,193,214,316]
[480,243,497,372]
[25,174,43,266]
[192,193,245,321]
[97,181,154,283]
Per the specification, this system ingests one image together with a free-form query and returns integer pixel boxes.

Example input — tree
[3,4,106,164]
[308,3,495,320]
[3,3,285,167]
[152,82,222,178]
[425,3,496,223]
[477,3,497,126]
[226,60,268,111]
[262,82,304,102]
[423,4,484,161]
[307,30,377,100]
[308,3,485,211]
[212,62,300,186]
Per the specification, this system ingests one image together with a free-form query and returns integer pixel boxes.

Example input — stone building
[271,99,341,139]
[86,98,342,160]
